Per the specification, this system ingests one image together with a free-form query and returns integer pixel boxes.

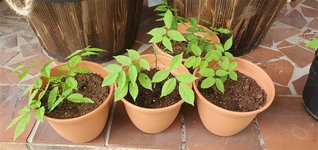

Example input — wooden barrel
[170,0,286,56]
[28,0,143,62]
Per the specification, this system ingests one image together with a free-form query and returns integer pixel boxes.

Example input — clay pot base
[43,73,110,119]
[125,69,181,108]
[198,71,267,112]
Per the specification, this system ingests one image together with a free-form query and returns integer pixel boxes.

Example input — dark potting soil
[159,40,193,59]
[43,73,109,119]
[198,72,267,112]
[125,69,181,108]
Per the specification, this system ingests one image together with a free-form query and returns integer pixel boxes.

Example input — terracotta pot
[120,54,191,133]
[153,23,220,61]
[193,57,275,136]
[43,61,114,143]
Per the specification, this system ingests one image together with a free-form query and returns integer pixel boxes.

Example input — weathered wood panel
[28,0,143,62]
[170,0,286,56]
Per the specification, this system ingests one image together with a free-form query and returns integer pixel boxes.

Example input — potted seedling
[192,35,275,136]
[102,49,196,133]
[6,47,114,143]
[148,1,221,61]
[303,38,318,120]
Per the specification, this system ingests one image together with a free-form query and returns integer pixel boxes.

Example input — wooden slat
[28,0,143,62]
[171,0,286,56]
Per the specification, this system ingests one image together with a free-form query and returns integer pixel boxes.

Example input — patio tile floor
[0,0,317,150]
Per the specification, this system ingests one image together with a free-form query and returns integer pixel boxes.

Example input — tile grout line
[253,118,266,150]
[26,120,40,143]
[180,113,186,150]
[105,101,117,146]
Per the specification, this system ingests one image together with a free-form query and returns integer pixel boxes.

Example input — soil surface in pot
[43,73,110,119]
[159,41,193,59]
[126,69,181,108]
[198,72,266,112]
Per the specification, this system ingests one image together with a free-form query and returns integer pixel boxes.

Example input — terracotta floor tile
[130,41,143,51]
[0,143,28,150]
[19,34,36,43]
[0,67,18,85]
[0,86,36,142]
[258,96,318,150]
[0,35,17,48]
[32,121,107,146]
[303,0,318,9]
[289,0,303,8]
[183,105,261,150]
[275,85,292,95]
[280,10,307,29]
[20,43,42,57]
[243,47,284,63]
[307,18,318,30]
[141,45,154,55]
[293,74,309,95]
[0,48,18,66]
[30,144,100,150]
[277,40,294,49]
[259,60,294,86]
[9,54,52,76]
[261,28,301,47]
[301,6,318,17]
[279,45,314,67]
[108,102,181,149]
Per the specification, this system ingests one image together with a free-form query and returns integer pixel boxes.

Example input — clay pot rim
[193,57,275,116]
[153,23,221,61]
[43,61,114,122]
[118,53,191,112]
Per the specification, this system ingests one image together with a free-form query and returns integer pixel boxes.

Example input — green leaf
[67,93,94,103]
[191,44,202,56]
[167,30,186,41]
[129,82,139,101]
[164,9,173,29]
[68,55,82,68]
[65,77,78,89]
[28,89,39,106]
[102,72,118,87]
[58,65,70,71]
[147,28,166,37]
[115,83,129,101]
[215,44,224,52]
[13,65,25,73]
[18,68,30,81]
[80,51,98,57]
[222,58,230,69]
[117,71,126,90]
[37,90,46,101]
[105,64,122,73]
[114,55,132,66]
[22,86,33,96]
[162,36,173,52]
[155,5,167,11]
[33,78,42,89]
[201,77,216,89]
[84,47,105,52]
[6,107,29,130]
[176,73,197,83]
[138,73,152,90]
[161,78,177,97]
[224,52,234,59]
[170,53,183,70]
[30,100,41,109]
[215,78,224,93]
[18,106,31,115]
[199,68,215,77]
[48,87,58,110]
[179,83,194,105]
[14,113,31,140]
[71,68,91,74]
[35,106,45,122]
[40,61,52,78]
[229,62,238,70]
[193,57,201,68]
[205,51,219,62]
[66,49,82,59]
[149,35,163,43]
[127,49,141,60]
[139,59,150,71]
[224,36,233,51]
[152,69,170,83]
[306,38,318,49]
[216,70,228,77]
[128,65,138,83]
[50,96,64,111]
[229,71,238,81]
[184,56,196,68]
